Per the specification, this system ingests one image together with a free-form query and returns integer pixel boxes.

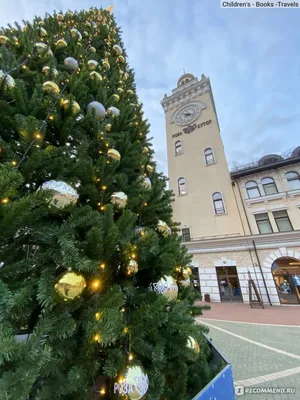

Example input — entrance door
[272,257,300,304]
[216,266,243,302]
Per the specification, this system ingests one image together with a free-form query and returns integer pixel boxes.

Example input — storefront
[272,257,300,304]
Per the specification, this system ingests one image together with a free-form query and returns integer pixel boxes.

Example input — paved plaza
[196,303,300,399]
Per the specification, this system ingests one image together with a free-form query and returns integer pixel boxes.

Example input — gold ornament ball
[118,55,125,63]
[114,366,149,400]
[186,267,193,276]
[55,271,86,301]
[181,277,191,287]
[56,39,67,48]
[40,180,79,208]
[123,72,129,80]
[107,149,121,161]
[113,44,122,55]
[61,99,81,115]
[111,192,127,209]
[0,70,15,88]
[87,60,98,70]
[112,94,120,103]
[42,66,58,77]
[102,60,110,70]
[90,46,96,53]
[117,87,124,94]
[105,124,112,132]
[40,27,47,37]
[43,81,60,95]
[90,71,102,81]
[57,13,64,21]
[0,35,10,44]
[127,260,138,275]
[127,89,134,95]
[66,11,73,17]
[146,164,154,173]
[182,268,190,281]
[152,276,178,302]
[157,220,171,237]
[71,28,82,40]
[143,147,149,154]
[35,42,53,56]
[187,336,200,361]
[83,31,89,38]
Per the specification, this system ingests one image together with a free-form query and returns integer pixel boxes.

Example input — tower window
[212,192,226,215]
[175,140,183,156]
[182,228,191,242]
[204,147,215,165]
[245,181,260,198]
[286,171,300,190]
[178,177,187,195]
[261,177,278,195]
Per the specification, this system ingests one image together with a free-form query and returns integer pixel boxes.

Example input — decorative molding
[171,101,206,126]
[262,247,300,271]
[214,257,236,267]
[287,189,300,200]
[245,192,287,207]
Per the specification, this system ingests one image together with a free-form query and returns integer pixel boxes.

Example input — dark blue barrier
[192,335,235,400]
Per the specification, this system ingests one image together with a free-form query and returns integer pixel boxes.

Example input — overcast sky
[1,1,299,175]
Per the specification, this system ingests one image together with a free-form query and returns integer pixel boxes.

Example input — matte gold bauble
[107,149,121,161]
[127,260,138,275]
[157,220,171,237]
[43,81,60,95]
[55,271,86,301]
[61,99,81,115]
[114,366,149,400]
[90,71,102,81]
[0,35,9,44]
[102,60,110,70]
[56,39,67,47]
[87,60,98,70]
[40,180,79,208]
[187,336,200,361]
[152,276,178,302]
[0,70,15,88]
[111,192,127,208]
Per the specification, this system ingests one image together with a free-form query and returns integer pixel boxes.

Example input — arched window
[175,140,183,156]
[286,171,300,190]
[245,181,260,198]
[178,177,187,195]
[204,147,215,165]
[261,177,278,195]
[212,192,225,214]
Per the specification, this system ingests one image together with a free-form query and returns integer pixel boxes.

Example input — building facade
[161,73,300,305]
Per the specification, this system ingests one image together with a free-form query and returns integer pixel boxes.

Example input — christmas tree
[0,7,214,400]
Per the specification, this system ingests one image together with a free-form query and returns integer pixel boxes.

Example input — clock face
[174,104,202,126]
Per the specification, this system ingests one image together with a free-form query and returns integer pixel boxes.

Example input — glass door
[216,266,243,302]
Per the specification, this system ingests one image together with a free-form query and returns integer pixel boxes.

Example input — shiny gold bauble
[83,31,89,38]
[146,164,154,173]
[127,89,134,95]
[105,124,112,132]
[112,94,120,102]
[43,81,60,95]
[157,220,171,237]
[187,336,200,361]
[66,11,73,17]
[42,66,59,77]
[0,70,15,88]
[186,267,193,276]
[123,72,129,80]
[87,60,98,70]
[181,277,191,287]
[40,180,79,208]
[118,55,125,63]
[117,87,124,94]
[57,13,64,21]
[102,60,110,70]
[54,271,86,301]
[40,27,47,37]
[0,35,9,44]
[71,28,82,40]
[90,46,96,53]
[152,276,178,302]
[113,44,122,55]
[111,192,127,208]
[143,147,149,154]
[61,99,81,115]
[35,42,53,56]
[56,39,67,47]
[107,149,121,161]
[90,71,102,81]
[182,269,190,281]
[114,366,149,400]
[127,260,138,275]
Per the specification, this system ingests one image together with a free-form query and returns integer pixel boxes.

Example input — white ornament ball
[111,192,127,209]
[42,66,59,77]
[142,177,151,190]
[113,44,122,55]
[87,101,106,120]
[157,220,171,237]
[64,57,78,71]
[40,180,79,208]
[107,106,120,117]
[0,70,15,88]
[40,27,47,37]
[70,28,82,40]
[87,60,98,70]
[152,276,178,302]
[35,42,53,56]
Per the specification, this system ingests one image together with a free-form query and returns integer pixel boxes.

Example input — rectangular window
[273,210,293,232]
[214,199,225,214]
[182,228,191,242]
[248,188,260,198]
[254,213,273,234]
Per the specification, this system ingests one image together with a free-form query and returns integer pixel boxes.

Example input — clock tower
[161,73,244,239]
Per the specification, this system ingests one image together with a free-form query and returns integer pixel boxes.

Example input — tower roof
[177,73,195,87]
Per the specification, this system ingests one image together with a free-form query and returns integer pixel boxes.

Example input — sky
[1,0,299,175]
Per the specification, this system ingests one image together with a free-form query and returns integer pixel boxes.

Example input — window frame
[204,147,215,166]
[261,177,278,196]
[286,171,300,190]
[245,181,261,199]
[178,177,187,196]
[175,140,183,156]
[272,210,293,232]
[254,213,273,234]
[181,227,191,242]
[212,192,226,215]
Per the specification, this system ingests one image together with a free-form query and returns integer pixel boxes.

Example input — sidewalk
[195,301,300,326]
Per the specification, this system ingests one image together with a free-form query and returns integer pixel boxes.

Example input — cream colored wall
[235,164,300,234]
[165,90,244,239]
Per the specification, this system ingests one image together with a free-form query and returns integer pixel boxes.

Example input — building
[161,73,300,305]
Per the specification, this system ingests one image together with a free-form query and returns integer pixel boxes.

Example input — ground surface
[196,302,300,400]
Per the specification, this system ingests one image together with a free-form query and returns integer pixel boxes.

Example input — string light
[131,253,136,259]
[123,327,128,333]
[49,115,54,121]
[93,333,101,343]
[11,161,17,166]
[128,353,134,361]
[91,279,100,289]
[100,206,105,211]
[95,312,102,321]
[1,198,9,204]
[102,185,107,190]
[120,307,125,313]
[99,388,106,395]
[35,133,42,139]
[99,263,105,269]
